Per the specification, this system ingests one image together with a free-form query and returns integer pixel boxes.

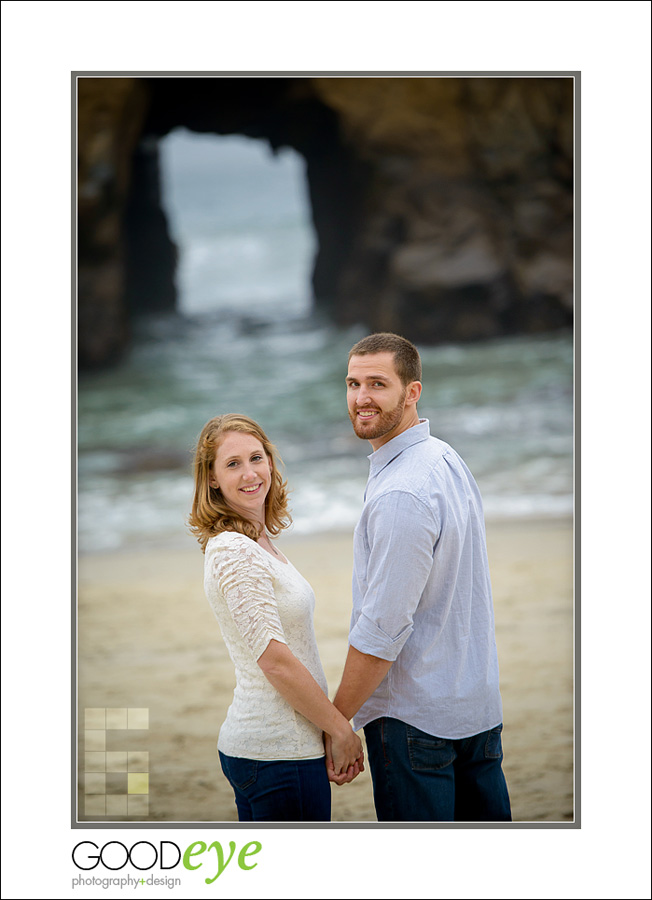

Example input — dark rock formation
[77,76,574,367]
[78,78,148,367]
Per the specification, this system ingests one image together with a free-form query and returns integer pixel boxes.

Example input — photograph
[76,73,574,825]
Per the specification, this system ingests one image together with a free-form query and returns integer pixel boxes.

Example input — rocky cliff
[77,76,573,367]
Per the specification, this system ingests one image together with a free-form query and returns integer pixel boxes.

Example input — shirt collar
[368,418,431,477]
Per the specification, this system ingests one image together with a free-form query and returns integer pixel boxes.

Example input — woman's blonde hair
[188,414,291,552]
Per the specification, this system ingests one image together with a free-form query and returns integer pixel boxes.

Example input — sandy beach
[77,516,574,824]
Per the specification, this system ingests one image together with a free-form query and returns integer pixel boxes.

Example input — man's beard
[349,389,407,440]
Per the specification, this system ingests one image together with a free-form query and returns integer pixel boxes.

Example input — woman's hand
[324,729,365,785]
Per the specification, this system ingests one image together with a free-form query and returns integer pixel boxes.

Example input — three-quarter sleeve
[207,534,287,660]
[349,490,440,661]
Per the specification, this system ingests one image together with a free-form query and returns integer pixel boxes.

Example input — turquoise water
[77,132,573,552]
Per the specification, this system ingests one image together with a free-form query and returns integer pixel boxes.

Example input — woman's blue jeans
[364,717,512,822]
[218,752,331,822]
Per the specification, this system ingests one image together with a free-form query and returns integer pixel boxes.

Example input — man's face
[346,352,411,449]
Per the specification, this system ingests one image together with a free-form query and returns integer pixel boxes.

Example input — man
[328,332,511,822]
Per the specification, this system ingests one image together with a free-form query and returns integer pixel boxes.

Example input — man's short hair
[348,332,422,386]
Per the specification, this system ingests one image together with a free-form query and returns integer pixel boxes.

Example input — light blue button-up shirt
[350,419,503,740]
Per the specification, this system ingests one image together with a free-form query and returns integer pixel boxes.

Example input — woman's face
[209,431,272,527]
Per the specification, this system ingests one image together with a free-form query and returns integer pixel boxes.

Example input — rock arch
[77,76,574,368]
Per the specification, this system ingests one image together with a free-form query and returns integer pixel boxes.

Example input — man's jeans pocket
[406,725,457,772]
[219,754,258,790]
[484,723,503,759]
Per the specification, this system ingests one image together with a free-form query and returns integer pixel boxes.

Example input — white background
[1,1,650,898]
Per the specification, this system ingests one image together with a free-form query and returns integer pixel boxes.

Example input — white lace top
[204,531,328,760]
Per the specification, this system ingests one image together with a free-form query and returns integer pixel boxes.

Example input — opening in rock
[159,130,316,320]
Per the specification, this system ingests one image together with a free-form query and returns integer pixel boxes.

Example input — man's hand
[324,733,365,786]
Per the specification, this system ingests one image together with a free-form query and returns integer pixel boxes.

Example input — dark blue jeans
[218,752,331,822]
[364,717,512,822]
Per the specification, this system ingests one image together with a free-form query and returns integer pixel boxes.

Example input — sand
[77,517,574,824]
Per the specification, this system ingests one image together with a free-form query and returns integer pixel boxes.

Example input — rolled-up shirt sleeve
[349,490,439,661]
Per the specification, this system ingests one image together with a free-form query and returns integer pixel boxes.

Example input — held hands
[324,728,365,786]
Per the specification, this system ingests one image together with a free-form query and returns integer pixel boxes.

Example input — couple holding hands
[189,333,511,823]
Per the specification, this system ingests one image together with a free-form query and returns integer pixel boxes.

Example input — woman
[188,413,362,821]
